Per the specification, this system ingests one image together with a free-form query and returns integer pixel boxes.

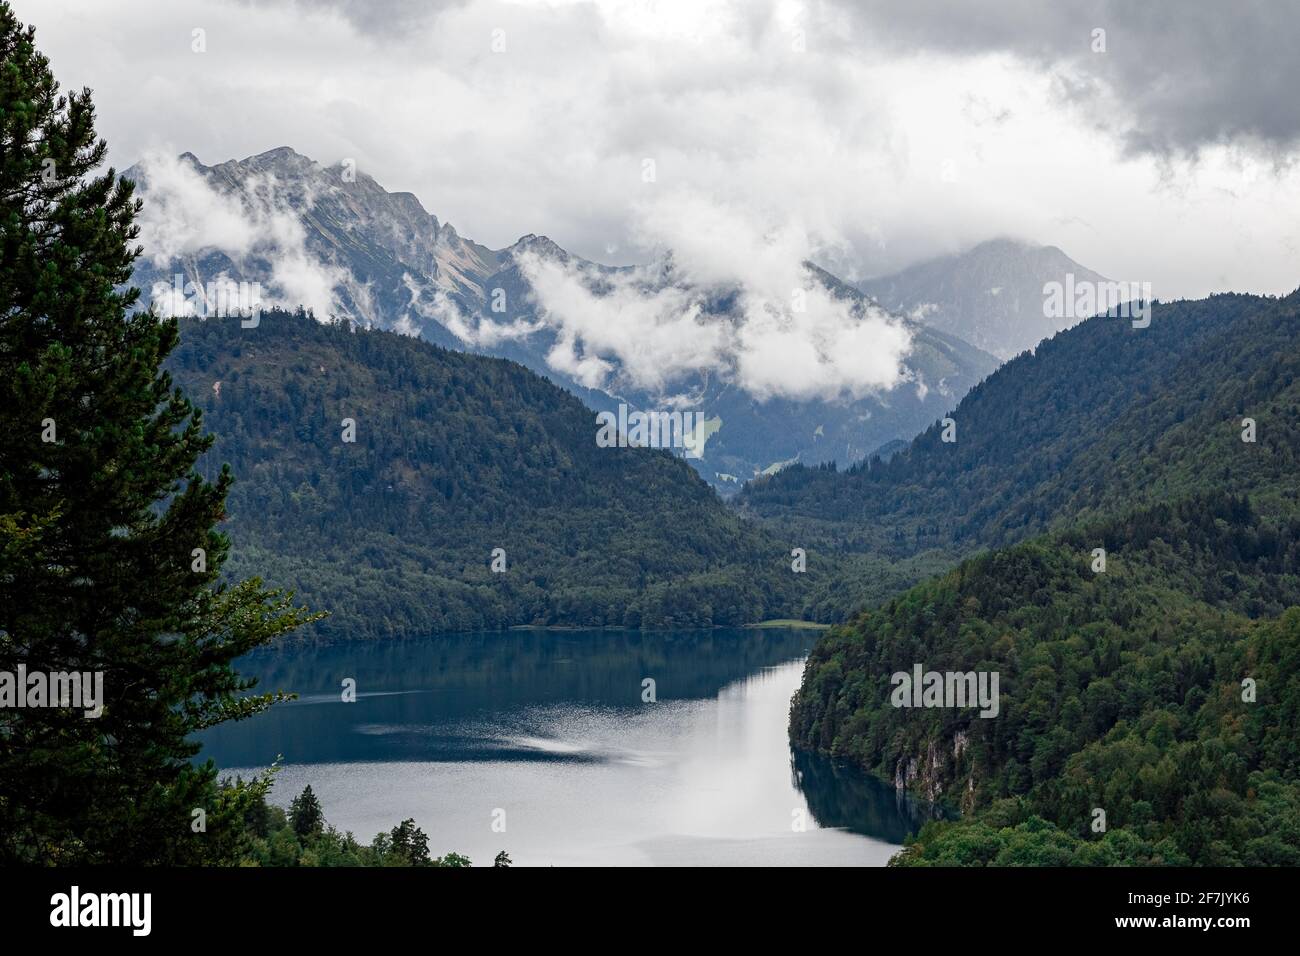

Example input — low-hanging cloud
[461,190,916,402]
[133,150,348,321]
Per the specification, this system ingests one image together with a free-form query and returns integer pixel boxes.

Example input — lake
[199,627,935,866]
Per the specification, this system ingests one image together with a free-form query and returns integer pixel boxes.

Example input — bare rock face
[895,730,979,807]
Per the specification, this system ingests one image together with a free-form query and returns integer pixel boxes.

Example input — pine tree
[0,2,318,864]
[288,785,324,841]
[388,818,431,866]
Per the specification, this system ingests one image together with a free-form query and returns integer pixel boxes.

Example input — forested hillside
[166,309,798,638]
[792,493,1300,864]
[784,289,1300,864]
[740,292,1300,620]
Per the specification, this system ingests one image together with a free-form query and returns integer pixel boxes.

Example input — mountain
[128,147,998,493]
[740,292,1298,563]
[795,494,1300,865]
[739,290,1300,622]
[127,147,496,352]
[165,309,802,639]
[858,238,1112,361]
[781,290,1300,864]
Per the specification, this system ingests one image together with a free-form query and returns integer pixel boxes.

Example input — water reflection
[200,628,931,866]
[792,750,941,845]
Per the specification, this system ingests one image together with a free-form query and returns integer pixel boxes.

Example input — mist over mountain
[127,147,998,492]
[858,238,1112,361]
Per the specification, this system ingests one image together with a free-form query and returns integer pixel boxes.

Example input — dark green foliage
[792,494,1300,865]
[240,785,490,867]
[387,818,430,866]
[0,3,316,864]
[892,769,1300,867]
[288,784,324,840]
[782,289,1300,865]
[166,308,802,637]
[741,293,1300,618]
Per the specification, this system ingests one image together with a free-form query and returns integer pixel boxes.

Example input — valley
[7,0,1299,892]
[162,276,1300,868]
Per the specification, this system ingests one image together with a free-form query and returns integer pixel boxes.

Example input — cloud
[828,0,1300,160]
[15,0,1300,313]
[495,230,914,401]
[732,284,913,401]
[428,286,543,347]
[518,251,727,393]
[134,150,348,320]
[134,152,264,265]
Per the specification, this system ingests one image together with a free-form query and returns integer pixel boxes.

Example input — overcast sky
[16,0,1300,300]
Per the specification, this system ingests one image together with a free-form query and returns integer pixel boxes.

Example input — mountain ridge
[165,307,804,638]
[128,146,999,493]
[784,288,1300,864]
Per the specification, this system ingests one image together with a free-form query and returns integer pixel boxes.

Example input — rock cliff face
[893,732,978,809]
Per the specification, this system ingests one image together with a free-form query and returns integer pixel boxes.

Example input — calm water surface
[200,628,934,866]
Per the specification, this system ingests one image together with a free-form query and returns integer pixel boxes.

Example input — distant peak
[969,236,1036,253]
[508,234,566,260]
[250,145,305,162]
